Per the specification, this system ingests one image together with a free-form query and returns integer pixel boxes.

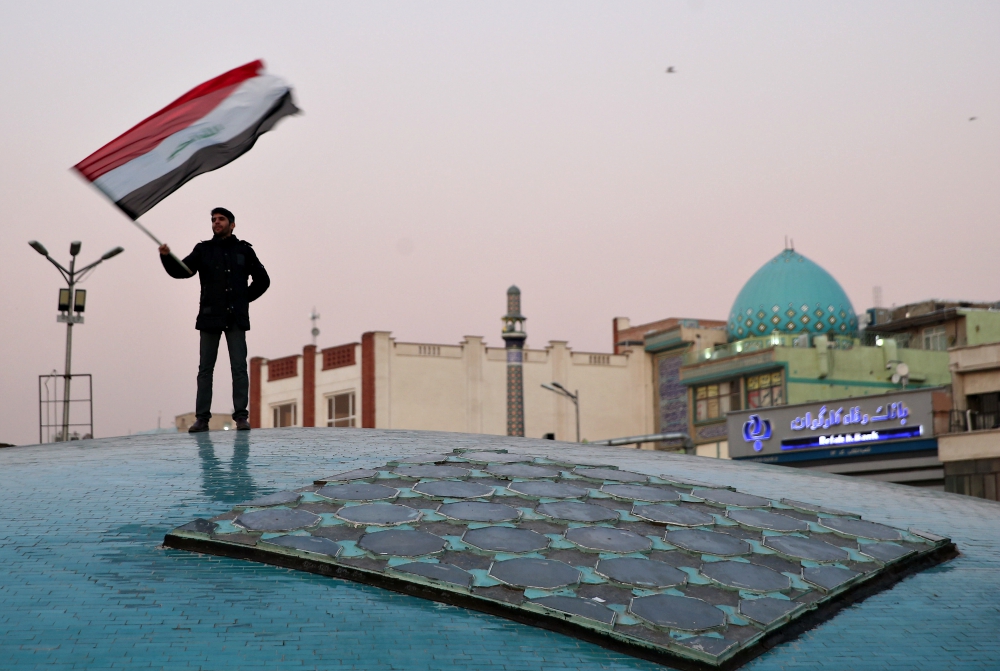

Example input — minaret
[502,285,527,437]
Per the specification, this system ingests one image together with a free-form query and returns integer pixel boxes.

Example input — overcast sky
[1,2,997,444]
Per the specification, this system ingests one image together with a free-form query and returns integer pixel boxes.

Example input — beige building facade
[250,331,655,443]
[938,341,1000,500]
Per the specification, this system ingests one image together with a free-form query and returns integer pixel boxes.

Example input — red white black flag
[74,60,298,220]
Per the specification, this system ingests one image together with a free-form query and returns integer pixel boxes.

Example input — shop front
[726,387,947,488]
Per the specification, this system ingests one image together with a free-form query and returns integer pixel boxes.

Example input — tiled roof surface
[2,429,997,670]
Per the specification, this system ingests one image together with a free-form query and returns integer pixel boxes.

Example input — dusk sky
[1,2,997,444]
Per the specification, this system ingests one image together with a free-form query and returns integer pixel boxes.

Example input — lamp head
[551,382,569,392]
[70,241,82,256]
[101,246,124,260]
[28,240,49,256]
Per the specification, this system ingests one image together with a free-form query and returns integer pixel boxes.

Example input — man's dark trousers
[197,327,249,422]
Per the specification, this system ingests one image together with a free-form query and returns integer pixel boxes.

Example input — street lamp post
[29,240,123,441]
[541,382,579,442]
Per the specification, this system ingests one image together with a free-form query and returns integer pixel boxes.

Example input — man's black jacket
[161,234,270,331]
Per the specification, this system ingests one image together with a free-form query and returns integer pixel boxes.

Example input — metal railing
[949,409,1000,433]
[860,331,913,348]
[682,334,858,366]
[39,373,93,443]
[590,432,694,453]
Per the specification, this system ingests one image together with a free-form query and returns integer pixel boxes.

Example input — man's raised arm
[160,244,199,278]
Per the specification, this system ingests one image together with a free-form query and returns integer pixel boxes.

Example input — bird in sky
[665,66,676,73]
[969,116,977,121]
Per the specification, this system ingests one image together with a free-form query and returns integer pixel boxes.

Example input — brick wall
[362,332,375,428]
[249,357,264,428]
[268,355,299,381]
[302,345,316,427]
[322,343,356,370]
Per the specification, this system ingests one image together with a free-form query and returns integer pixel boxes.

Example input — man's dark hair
[211,207,235,223]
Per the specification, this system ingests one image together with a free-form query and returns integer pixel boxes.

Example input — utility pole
[29,240,123,441]
[541,382,580,442]
[310,307,320,346]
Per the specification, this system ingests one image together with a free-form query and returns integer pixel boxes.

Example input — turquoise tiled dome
[727,249,858,341]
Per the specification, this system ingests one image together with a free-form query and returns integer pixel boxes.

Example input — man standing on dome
[159,208,270,433]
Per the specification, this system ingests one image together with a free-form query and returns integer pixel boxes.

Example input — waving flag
[74,60,298,220]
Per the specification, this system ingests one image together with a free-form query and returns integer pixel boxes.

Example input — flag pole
[132,219,193,276]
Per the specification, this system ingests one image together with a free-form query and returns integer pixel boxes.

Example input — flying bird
[665,66,675,73]
[969,117,977,121]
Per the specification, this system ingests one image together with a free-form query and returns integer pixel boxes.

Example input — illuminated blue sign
[780,425,924,451]
[727,389,937,460]
[789,402,910,432]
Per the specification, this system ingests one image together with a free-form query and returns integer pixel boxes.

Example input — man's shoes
[235,419,251,431]
[188,419,210,433]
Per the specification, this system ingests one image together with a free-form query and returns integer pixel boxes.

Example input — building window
[923,326,947,351]
[694,380,741,422]
[327,392,356,427]
[747,371,784,409]
[273,403,296,427]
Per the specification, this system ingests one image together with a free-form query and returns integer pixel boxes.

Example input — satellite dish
[896,363,909,377]
[891,373,901,384]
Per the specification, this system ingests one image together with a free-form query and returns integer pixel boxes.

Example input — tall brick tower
[502,285,527,436]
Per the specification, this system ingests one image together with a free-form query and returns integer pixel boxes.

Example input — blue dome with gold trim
[727,249,858,341]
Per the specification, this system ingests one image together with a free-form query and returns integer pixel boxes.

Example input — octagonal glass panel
[392,465,470,479]
[531,595,616,626]
[629,594,726,631]
[239,491,301,507]
[763,535,850,562]
[265,534,342,557]
[316,468,379,483]
[358,529,446,556]
[486,464,561,479]
[438,501,520,523]
[700,560,790,592]
[507,481,589,499]
[596,557,686,588]
[411,480,494,499]
[392,561,472,587]
[601,484,679,503]
[462,452,536,464]
[536,501,619,523]
[727,509,809,532]
[739,597,800,626]
[633,504,715,527]
[692,489,771,508]
[489,557,580,589]
[565,526,652,553]
[316,483,398,502]
[336,503,421,526]
[234,509,320,532]
[573,467,648,483]
[818,517,902,541]
[666,529,750,556]
[463,526,549,553]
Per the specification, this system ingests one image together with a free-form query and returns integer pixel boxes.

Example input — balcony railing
[949,409,1000,433]
[860,331,913,348]
[682,334,857,366]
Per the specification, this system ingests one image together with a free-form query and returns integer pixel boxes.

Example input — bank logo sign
[742,414,772,452]
[729,389,936,460]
